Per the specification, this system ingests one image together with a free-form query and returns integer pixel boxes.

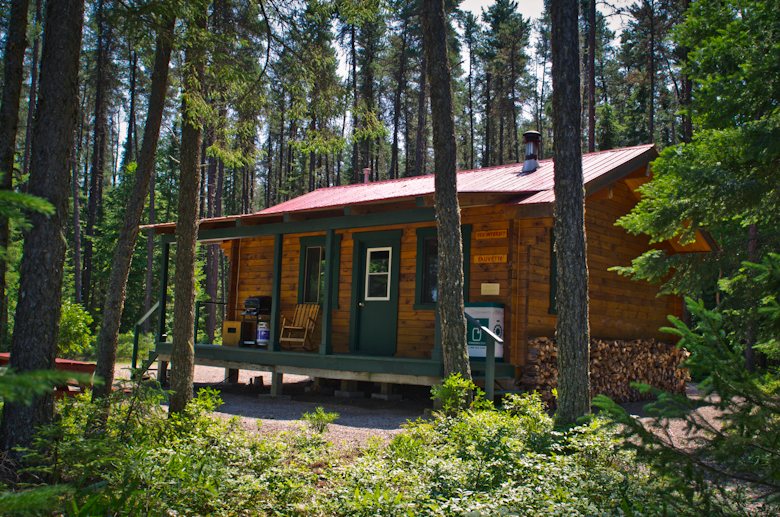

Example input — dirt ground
[115,364,719,451]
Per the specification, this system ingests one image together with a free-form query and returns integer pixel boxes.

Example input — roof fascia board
[504,203,554,219]
[196,207,436,241]
[584,148,657,197]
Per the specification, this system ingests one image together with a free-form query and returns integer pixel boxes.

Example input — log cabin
[142,136,716,398]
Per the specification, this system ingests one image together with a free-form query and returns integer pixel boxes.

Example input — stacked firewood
[520,337,690,405]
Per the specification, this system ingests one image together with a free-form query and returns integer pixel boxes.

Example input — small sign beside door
[474,254,507,264]
[475,230,507,240]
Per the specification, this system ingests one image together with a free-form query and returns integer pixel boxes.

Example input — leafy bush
[431,372,492,416]
[4,384,328,516]
[57,299,94,359]
[7,372,753,516]
[116,331,155,361]
[301,406,339,434]
[319,389,665,516]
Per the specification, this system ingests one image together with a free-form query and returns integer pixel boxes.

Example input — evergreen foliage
[595,293,780,514]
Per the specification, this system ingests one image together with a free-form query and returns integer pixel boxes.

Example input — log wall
[225,179,681,368]
[509,177,682,371]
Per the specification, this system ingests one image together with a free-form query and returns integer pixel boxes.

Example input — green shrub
[431,373,492,416]
[301,406,339,434]
[115,331,155,361]
[57,299,94,359]
[319,391,666,516]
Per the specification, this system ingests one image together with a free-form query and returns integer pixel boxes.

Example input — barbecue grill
[242,296,271,316]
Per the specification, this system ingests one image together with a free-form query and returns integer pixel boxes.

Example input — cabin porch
[150,341,515,398]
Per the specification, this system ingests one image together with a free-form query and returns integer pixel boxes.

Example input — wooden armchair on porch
[279,303,320,351]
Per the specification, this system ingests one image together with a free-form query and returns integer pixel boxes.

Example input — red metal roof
[144,144,657,232]
[256,144,656,215]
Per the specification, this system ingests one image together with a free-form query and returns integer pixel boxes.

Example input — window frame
[413,224,472,310]
[364,246,393,301]
[297,234,341,308]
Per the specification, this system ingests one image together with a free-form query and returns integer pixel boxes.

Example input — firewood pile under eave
[520,337,691,405]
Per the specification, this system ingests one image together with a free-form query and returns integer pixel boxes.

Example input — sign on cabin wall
[481,283,501,295]
[475,230,507,240]
[474,254,507,264]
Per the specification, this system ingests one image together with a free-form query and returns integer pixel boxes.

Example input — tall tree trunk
[551,0,590,425]
[73,127,82,304]
[414,35,427,177]
[74,90,87,305]
[143,172,155,333]
[122,48,137,169]
[22,0,42,183]
[350,26,359,184]
[390,21,408,180]
[510,47,520,163]
[466,26,475,169]
[205,128,217,341]
[169,12,207,414]
[83,0,111,310]
[92,17,176,401]
[681,0,692,143]
[484,72,492,166]
[588,0,595,152]
[422,0,470,380]
[0,0,84,459]
[0,0,30,348]
[498,76,504,164]
[648,0,655,143]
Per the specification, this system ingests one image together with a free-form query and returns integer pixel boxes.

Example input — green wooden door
[350,231,401,356]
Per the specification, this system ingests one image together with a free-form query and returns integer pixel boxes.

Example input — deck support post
[270,234,283,351]
[320,229,335,355]
[270,371,283,396]
[485,335,495,402]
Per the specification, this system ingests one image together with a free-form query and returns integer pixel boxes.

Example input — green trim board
[153,343,516,381]
[196,207,436,242]
[270,234,284,349]
[297,234,341,308]
[349,230,402,355]
[413,225,472,310]
[320,229,336,354]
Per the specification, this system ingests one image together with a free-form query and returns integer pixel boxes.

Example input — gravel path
[116,364,429,450]
[116,364,722,452]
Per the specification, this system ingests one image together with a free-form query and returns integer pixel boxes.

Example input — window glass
[365,248,391,300]
[303,246,325,304]
[421,237,438,304]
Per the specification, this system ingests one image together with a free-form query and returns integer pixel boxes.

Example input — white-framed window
[364,247,392,301]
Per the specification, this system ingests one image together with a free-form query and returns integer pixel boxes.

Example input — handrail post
[194,301,201,343]
[132,300,161,372]
[132,324,141,369]
[486,335,495,403]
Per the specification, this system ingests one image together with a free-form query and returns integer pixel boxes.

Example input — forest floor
[115,364,721,453]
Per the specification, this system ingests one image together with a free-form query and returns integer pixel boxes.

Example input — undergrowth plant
[595,295,780,516]
[431,373,492,416]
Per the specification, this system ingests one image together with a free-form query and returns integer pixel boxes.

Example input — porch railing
[194,300,228,343]
[464,311,503,402]
[132,301,160,369]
